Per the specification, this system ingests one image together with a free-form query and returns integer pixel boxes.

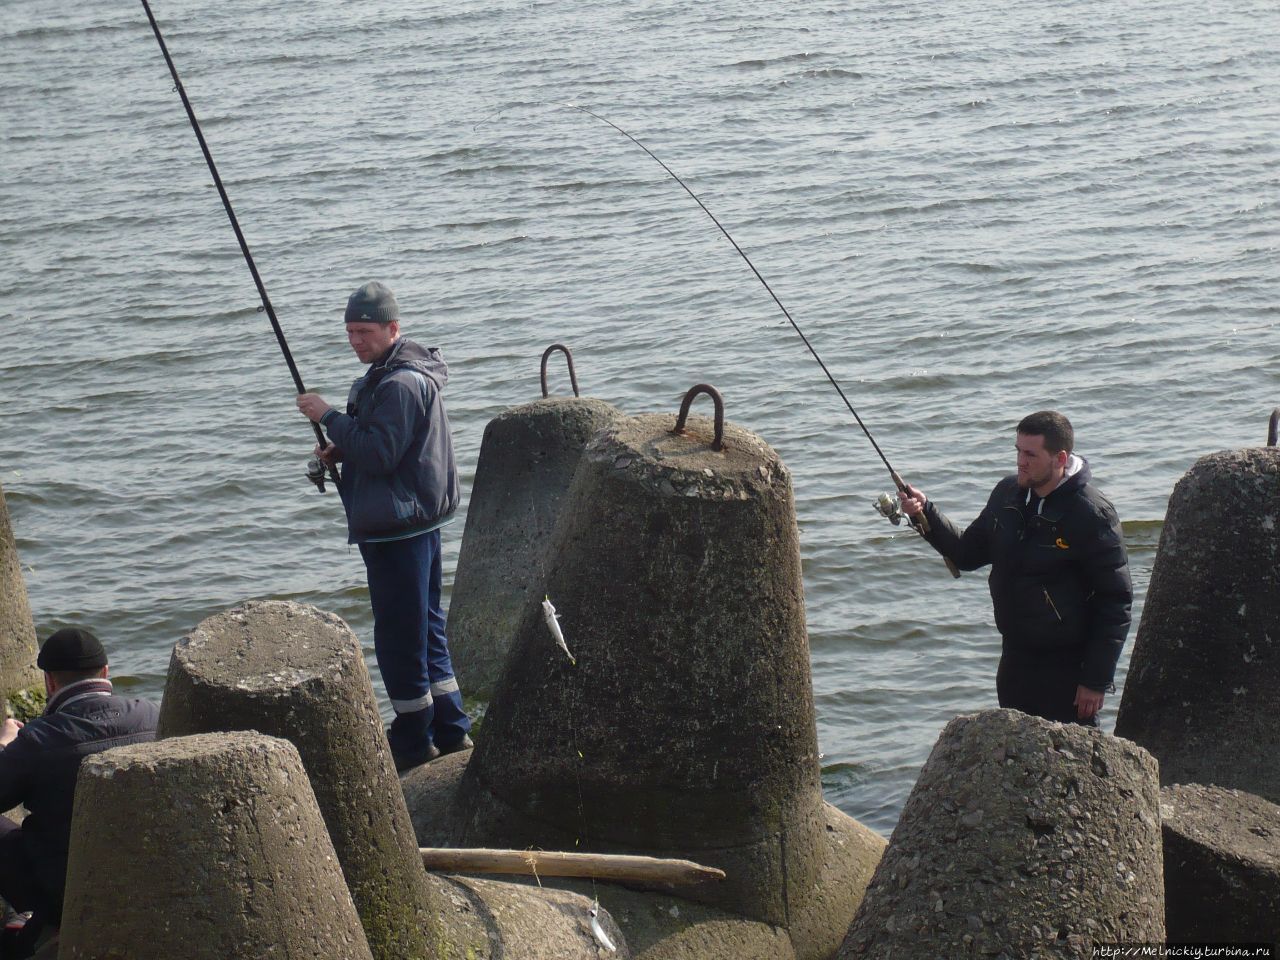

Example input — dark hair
[1017,410,1074,454]
[48,666,106,687]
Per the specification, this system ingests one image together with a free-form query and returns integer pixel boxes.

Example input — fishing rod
[556,103,959,578]
[139,0,337,495]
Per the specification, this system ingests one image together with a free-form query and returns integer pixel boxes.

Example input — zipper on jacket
[1043,588,1063,622]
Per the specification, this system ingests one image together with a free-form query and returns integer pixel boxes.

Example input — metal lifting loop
[671,384,725,451]
[1268,408,1279,447]
[540,344,580,398]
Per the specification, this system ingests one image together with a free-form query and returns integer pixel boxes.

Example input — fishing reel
[874,491,906,526]
[875,487,962,580]
[306,457,327,493]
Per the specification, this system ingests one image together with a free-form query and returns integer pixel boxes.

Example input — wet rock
[1116,448,1280,803]
[1161,783,1280,944]
[59,732,373,960]
[448,396,621,698]
[839,709,1164,958]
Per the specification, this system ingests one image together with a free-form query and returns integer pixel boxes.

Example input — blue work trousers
[359,530,471,753]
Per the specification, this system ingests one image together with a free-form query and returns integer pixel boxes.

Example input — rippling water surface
[1,0,1276,833]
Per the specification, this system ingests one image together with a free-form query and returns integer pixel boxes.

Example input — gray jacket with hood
[321,338,460,544]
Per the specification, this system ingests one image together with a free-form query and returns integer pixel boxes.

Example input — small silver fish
[589,901,616,953]
[542,596,576,665]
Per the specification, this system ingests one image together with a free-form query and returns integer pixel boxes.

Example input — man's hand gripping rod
[875,473,962,579]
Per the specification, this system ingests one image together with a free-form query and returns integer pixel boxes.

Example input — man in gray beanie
[297,281,471,773]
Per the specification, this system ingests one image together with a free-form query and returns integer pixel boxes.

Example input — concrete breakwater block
[156,600,451,960]
[1115,448,1280,803]
[526,878,798,960]
[447,395,620,698]
[442,875,632,958]
[406,755,883,960]
[839,709,1164,958]
[58,732,373,960]
[1161,783,1280,944]
[447,403,885,959]
[0,480,40,699]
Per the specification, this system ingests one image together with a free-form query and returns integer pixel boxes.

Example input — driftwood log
[420,848,726,885]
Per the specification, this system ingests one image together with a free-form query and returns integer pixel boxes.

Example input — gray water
[1,0,1276,835]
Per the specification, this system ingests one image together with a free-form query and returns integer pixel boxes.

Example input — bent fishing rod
[140,0,337,495]
[556,103,959,578]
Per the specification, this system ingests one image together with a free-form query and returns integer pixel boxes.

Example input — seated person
[0,628,159,950]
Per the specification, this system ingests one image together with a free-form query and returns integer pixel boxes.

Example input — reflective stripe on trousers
[360,529,471,748]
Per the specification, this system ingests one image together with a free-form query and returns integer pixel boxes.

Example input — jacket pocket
[1009,576,1085,649]
[1043,587,1063,622]
[348,474,421,538]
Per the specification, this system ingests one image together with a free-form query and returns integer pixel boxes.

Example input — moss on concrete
[360,896,429,960]
[6,685,44,722]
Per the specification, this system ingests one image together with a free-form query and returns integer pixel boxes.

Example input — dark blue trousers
[997,644,1100,728]
[359,530,471,754]
[0,816,57,926]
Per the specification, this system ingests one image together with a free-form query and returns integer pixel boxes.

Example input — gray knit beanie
[344,281,400,324]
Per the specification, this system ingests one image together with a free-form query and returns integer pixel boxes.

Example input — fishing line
[139,0,338,494]
[545,102,958,575]
[528,478,608,936]
[548,102,906,482]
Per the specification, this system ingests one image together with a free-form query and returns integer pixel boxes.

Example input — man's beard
[1017,470,1050,490]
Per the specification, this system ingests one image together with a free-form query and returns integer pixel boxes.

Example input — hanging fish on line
[589,900,616,953]
[542,596,576,665]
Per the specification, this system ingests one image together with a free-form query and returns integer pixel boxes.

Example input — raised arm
[900,484,995,572]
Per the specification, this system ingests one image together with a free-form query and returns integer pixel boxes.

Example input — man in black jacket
[0,628,159,943]
[898,411,1132,725]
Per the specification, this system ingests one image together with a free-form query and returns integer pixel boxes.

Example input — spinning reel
[874,491,906,526]
[873,487,961,579]
[306,457,327,493]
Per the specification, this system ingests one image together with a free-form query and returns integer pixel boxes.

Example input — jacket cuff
[920,500,942,541]
[1079,662,1118,693]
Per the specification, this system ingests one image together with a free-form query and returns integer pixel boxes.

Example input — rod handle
[895,471,960,579]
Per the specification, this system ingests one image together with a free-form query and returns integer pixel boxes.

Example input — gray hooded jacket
[321,338,460,544]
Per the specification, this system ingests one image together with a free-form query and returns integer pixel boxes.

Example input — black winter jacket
[920,458,1132,691]
[321,338,460,544]
[0,680,159,908]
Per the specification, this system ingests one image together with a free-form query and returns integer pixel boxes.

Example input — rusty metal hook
[1269,408,1279,447]
[540,344,580,398]
[671,384,725,451]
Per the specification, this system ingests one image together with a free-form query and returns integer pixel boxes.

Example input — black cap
[37,628,108,672]
[344,281,400,325]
